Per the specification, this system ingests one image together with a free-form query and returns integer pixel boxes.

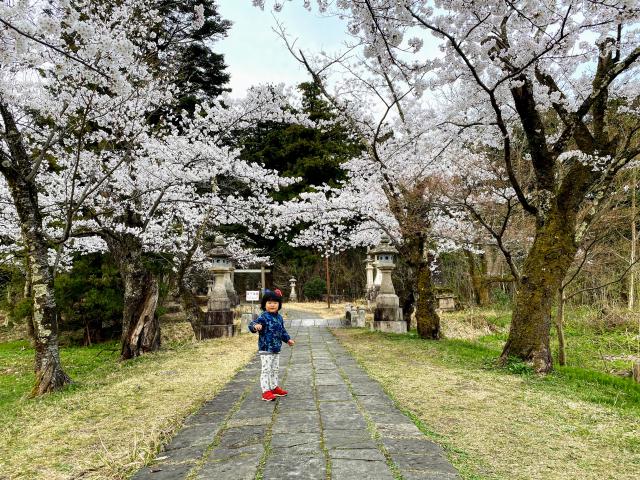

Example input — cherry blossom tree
[59,86,303,357]
[0,0,171,393]
[259,0,640,371]
[16,80,304,362]
[276,71,461,337]
[1,0,307,373]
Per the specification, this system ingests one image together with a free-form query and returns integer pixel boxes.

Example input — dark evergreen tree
[232,81,364,298]
[154,0,231,111]
[238,81,362,200]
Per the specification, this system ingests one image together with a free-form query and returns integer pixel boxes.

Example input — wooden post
[261,265,266,293]
[325,256,331,309]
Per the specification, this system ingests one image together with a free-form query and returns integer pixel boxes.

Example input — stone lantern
[364,247,376,303]
[370,234,406,333]
[289,277,298,302]
[201,236,234,338]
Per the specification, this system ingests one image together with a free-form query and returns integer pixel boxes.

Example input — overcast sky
[216,2,349,96]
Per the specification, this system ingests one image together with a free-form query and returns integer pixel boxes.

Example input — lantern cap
[370,234,398,256]
[207,235,231,260]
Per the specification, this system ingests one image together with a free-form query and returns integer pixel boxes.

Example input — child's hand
[254,324,262,331]
[287,339,295,346]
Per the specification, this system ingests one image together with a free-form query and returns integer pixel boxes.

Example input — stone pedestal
[371,235,405,334]
[201,267,234,339]
[344,303,355,326]
[436,294,457,311]
[201,310,234,338]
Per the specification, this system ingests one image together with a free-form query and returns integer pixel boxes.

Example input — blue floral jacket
[248,311,291,353]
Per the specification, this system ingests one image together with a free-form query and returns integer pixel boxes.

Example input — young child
[248,288,295,401]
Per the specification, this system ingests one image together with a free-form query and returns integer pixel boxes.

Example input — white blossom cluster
[0,2,311,273]
[253,0,639,260]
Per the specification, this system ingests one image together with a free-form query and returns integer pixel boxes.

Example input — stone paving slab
[132,324,459,479]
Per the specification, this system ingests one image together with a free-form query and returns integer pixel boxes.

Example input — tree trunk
[179,287,204,340]
[0,102,71,395]
[415,251,440,339]
[8,189,70,395]
[175,241,205,339]
[402,291,416,331]
[465,250,490,306]
[555,288,567,366]
[629,169,637,310]
[501,210,577,373]
[107,236,161,360]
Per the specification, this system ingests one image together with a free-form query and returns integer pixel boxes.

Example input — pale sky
[216,2,349,96]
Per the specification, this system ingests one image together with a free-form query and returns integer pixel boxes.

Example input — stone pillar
[207,279,215,305]
[357,307,366,328]
[373,263,382,288]
[240,311,258,333]
[365,250,377,306]
[202,266,234,338]
[365,255,375,291]
[289,277,298,302]
[371,235,406,334]
[224,269,238,307]
[344,303,354,326]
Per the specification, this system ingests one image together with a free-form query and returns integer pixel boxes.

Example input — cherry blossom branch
[0,17,109,79]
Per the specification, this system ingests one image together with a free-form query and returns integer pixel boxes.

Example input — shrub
[491,288,512,310]
[55,253,123,344]
[303,277,326,300]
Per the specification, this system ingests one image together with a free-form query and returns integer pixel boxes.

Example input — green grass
[0,340,34,410]
[334,326,640,480]
[365,323,640,415]
[0,325,257,480]
[0,339,121,422]
[438,305,640,406]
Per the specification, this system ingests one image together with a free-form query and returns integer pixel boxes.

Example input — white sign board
[246,290,260,302]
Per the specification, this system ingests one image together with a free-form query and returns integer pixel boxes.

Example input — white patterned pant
[260,353,280,392]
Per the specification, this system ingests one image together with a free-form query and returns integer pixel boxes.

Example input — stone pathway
[132,325,459,480]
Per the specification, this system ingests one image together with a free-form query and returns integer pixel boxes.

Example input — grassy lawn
[0,323,256,479]
[333,308,640,480]
[2,304,638,479]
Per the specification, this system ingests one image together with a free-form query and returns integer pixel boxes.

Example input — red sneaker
[271,386,288,397]
[261,391,276,401]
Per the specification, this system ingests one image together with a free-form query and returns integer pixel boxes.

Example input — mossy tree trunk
[465,250,490,306]
[106,235,161,360]
[402,235,440,339]
[415,250,440,339]
[501,207,577,372]
[555,288,567,366]
[497,40,640,373]
[0,102,71,395]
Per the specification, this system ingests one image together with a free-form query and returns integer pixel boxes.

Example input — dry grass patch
[0,332,256,480]
[283,301,348,319]
[333,329,640,480]
[440,308,508,341]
